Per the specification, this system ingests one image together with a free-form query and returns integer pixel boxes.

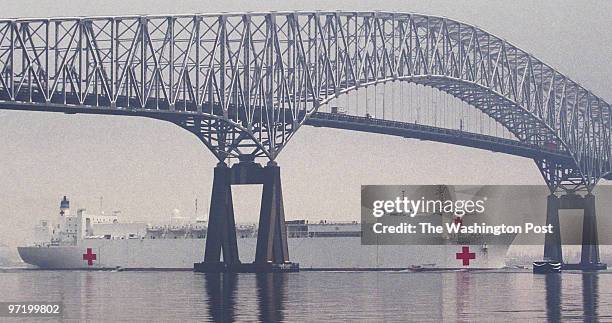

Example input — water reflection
[203,273,287,323]
[455,272,471,322]
[204,273,238,322]
[544,274,562,322]
[582,273,599,322]
[1,271,608,321]
[256,273,286,323]
[544,273,600,322]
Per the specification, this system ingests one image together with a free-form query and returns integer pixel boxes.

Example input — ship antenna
[195,198,198,218]
[100,196,104,215]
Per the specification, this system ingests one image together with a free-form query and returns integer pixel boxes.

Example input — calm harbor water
[0,270,611,322]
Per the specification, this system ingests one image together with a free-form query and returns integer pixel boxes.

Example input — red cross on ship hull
[83,248,97,266]
[456,246,476,266]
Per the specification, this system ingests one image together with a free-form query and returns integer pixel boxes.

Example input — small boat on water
[532,261,562,274]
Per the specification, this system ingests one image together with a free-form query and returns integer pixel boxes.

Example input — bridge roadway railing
[306,112,575,165]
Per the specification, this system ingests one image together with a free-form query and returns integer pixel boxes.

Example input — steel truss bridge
[0,11,609,193]
[0,11,609,269]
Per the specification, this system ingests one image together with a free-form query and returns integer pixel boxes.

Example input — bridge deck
[306,112,575,165]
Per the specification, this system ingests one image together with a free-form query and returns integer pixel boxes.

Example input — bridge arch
[312,75,585,190]
[316,76,565,151]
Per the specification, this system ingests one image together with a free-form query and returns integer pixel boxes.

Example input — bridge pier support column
[580,194,601,267]
[203,162,240,264]
[543,194,562,263]
[255,161,290,264]
[536,193,607,272]
[195,160,298,273]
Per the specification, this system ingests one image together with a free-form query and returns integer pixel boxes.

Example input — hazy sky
[0,1,610,248]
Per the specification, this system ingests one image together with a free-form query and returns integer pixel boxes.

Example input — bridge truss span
[0,11,609,192]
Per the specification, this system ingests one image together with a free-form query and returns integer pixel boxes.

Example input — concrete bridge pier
[579,195,602,268]
[543,194,562,263]
[539,193,606,272]
[202,162,240,265]
[255,161,290,265]
[194,160,298,273]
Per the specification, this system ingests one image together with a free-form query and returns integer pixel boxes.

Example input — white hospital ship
[18,196,514,270]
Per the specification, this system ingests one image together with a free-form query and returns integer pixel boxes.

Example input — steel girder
[0,12,609,191]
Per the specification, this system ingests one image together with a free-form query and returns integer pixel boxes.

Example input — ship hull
[18,238,510,270]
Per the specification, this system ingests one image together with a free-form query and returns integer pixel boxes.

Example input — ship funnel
[60,196,70,217]
[60,196,70,209]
